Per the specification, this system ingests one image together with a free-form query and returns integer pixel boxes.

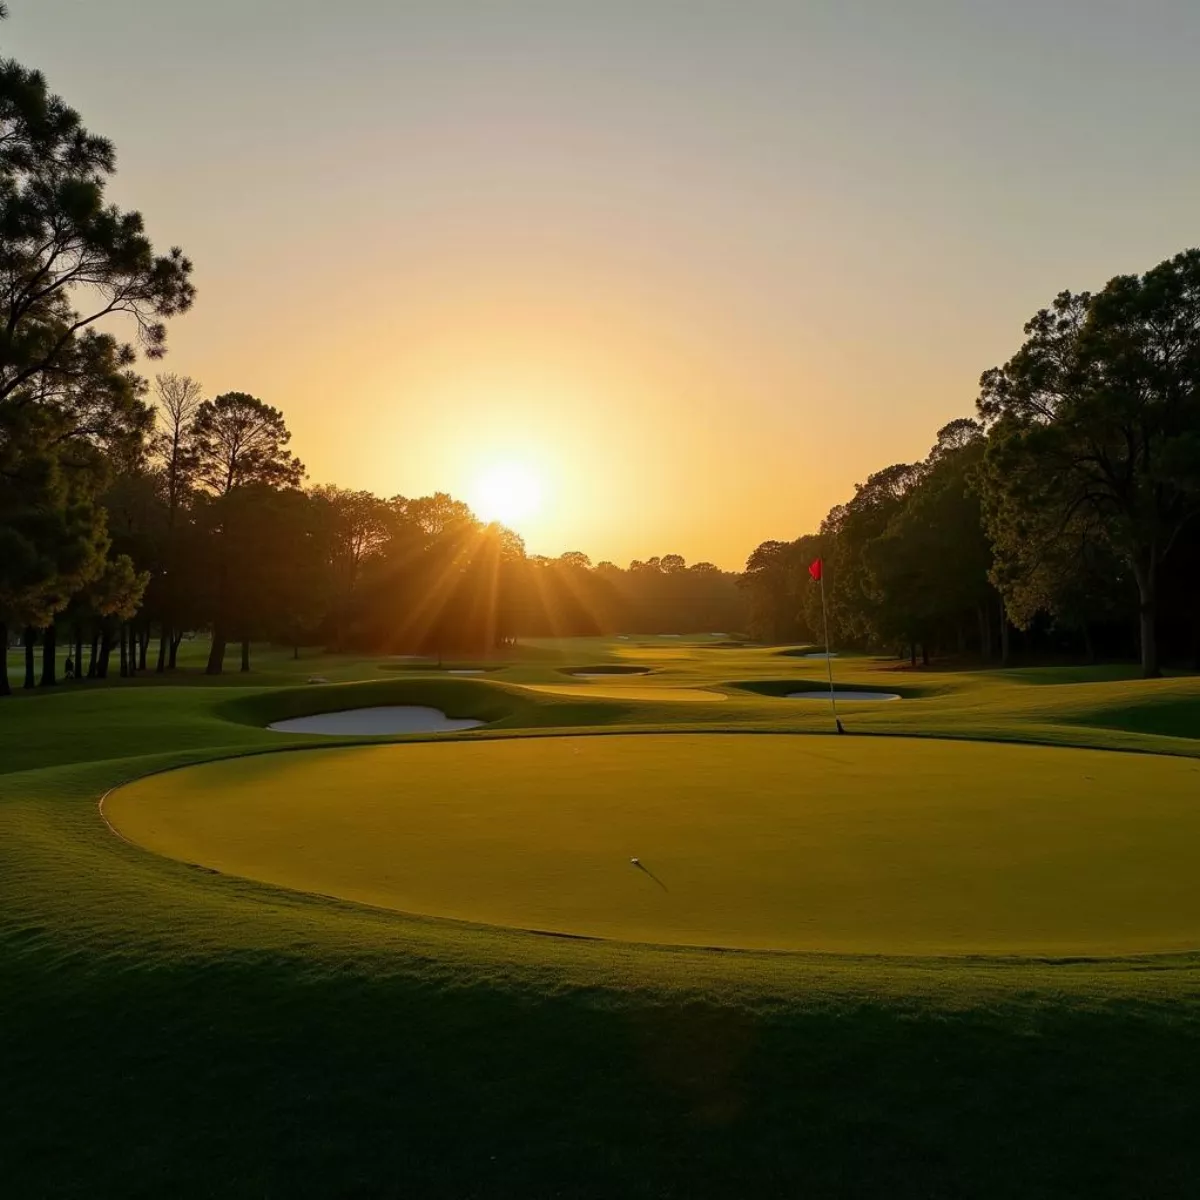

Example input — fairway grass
[522,682,726,702]
[266,704,484,735]
[107,733,1200,955]
[7,637,1200,1197]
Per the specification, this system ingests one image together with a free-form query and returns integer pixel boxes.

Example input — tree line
[4,22,1198,694]
[742,254,1200,677]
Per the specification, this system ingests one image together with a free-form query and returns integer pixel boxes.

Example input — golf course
[6,0,1200,1192]
[5,635,1200,1196]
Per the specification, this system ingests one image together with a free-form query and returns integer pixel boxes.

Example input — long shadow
[631,857,668,892]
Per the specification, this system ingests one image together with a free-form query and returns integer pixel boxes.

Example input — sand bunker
[446,669,484,675]
[786,690,899,702]
[268,706,484,735]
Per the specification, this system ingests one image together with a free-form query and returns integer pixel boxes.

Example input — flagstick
[818,570,845,735]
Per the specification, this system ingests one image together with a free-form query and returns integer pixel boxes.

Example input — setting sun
[470,461,544,528]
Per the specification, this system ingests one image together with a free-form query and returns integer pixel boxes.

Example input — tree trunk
[119,623,129,677]
[293,643,299,660]
[170,631,183,669]
[909,641,917,668]
[1082,623,1096,664]
[977,603,992,660]
[40,625,56,686]
[240,638,251,672]
[156,626,168,674]
[88,632,100,678]
[138,624,149,672]
[1132,557,1160,679]
[0,622,10,697]
[23,627,36,689]
[74,624,83,683]
[205,627,227,675]
[921,642,930,667]
[999,597,1012,666]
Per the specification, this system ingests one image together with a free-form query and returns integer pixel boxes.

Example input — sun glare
[471,461,544,527]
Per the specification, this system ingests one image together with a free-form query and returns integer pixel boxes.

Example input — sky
[7,0,1200,568]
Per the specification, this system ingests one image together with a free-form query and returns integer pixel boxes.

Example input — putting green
[104,734,1200,956]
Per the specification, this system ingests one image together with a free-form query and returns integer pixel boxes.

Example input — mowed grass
[109,734,1200,955]
[521,681,727,702]
[5,637,1200,1196]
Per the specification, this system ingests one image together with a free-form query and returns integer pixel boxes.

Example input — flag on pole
[809,556,844,734]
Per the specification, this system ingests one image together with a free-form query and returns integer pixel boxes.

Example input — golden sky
[9,1,1200,567]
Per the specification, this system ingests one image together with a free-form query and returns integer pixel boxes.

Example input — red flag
[808,558,823,582]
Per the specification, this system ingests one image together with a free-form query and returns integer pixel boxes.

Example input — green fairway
[107,734,1200,955]
[6,637,1200,1197]
[522,681,726,701]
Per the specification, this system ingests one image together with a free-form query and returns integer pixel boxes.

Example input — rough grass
[4,637,1200,1197]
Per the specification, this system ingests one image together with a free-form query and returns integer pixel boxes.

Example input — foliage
[0,39,189,650]
[190,392,304,495]
[978,251,1200,675]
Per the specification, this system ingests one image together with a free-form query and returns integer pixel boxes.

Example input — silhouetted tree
[979,250,1200,676]
[0,38,190,695]
[190,393,304,673]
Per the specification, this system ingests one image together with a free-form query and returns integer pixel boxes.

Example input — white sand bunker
[786,690,900,702]
[446,669,484,675]
[269,706,484,735]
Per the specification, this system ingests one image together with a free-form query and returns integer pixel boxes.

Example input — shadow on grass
[4,950,1200,1197]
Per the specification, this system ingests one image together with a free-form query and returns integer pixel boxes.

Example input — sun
[471,461,544,527]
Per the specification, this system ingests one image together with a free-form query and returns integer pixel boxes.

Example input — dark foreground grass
[9,947,1200,1199]
[4,639,1200,1197]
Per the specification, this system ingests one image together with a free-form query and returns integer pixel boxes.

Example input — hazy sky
[8,1,1200,567]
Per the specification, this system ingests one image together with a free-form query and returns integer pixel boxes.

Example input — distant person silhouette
[64,655,74,680]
